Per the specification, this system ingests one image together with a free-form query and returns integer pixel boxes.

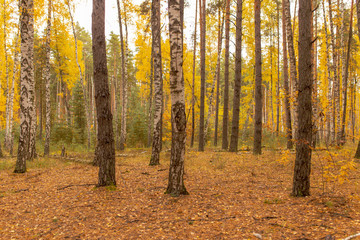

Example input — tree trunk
[15,0,34,173]
[284,0,298,141]
[147,44,154,148]
[340,0,354,145]
[44,0,52,156]
[92,0,116,186]
[150,0,163,165]
[282,0,293,150]
[328,0,339,144]
[204,11,224,143]
[166,0,188,196]
[253,0,262,155]
[222,0,231,150]
[229,0,243,152]
[190,0,198,148]
[198,0,206,151]
[214,5,222,147]
[354,0,360,158]
[292,0,312,197]
[4,0,10,151]
[276,0,280,136]
[117,0,127,151]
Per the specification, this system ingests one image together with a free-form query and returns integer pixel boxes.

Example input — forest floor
[0,147,359,239]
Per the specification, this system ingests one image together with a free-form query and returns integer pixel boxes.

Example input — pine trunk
[229,0,243,152]
[15,0,34,173]
[166,0,188,196]
[117,0,127,151]
[92,0,116,186]
[150,0,163,165]
[292,0,312,197]
[340,0,354,145]
[222,0,231,150]
[253,0,262,155]
[198,0,206,151]
[190,0,198,148]
[282,0,293,150]
[44,0,52,156]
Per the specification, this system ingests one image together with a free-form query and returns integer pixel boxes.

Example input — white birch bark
[15,0,35,172]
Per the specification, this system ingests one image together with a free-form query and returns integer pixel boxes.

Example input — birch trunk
[328,0,339,144]
[15,0,34,172]
[198,0,206,151]
[284,0,298,140]
[67,0,91,150]
[166,0,188,196]
[253,0,262,155]
[117,0,127,151]
[92,0,116,186]
[44,0,52,156]
[229,0,243,152]
[150,0,163,165]
[190,0,198,148]
[222,0,231,150]
[354,0,360,158]
[292,0,312,197]
[147,44,153,148]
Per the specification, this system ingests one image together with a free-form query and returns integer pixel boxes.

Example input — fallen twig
[343,233,360,240]
[14,188,29,193]
[57,183,96,190]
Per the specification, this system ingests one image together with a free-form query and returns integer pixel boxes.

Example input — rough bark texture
[292,0,312,197]
[92,0,116,186]
[253,0,262,155]
[44,0,52,156]
[150,0,163,165]
[284,0,298,140]
[190,0,198,148]
[166,0,188,196]
[117,0,127,151]
[198,0,206,151]
[229,0,243,152]
[15,0,34,173]
[214,6,222,147]
[354,0,360,158]
[282,0,293,150]
[222,0,231,150]
[340,0,354,145]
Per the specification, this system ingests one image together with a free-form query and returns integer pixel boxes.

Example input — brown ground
[0,149,359,239]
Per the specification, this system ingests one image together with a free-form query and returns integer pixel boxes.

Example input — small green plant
[106,185,117,191]
[264,198,284,204]
[325,201,334,208]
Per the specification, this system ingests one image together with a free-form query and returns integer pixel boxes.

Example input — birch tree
[150,0,163,165]
[44,0,52,156]
[166,0,188,196]
[15,0,35,173]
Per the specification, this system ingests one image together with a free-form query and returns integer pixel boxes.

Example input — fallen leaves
[0,149,359,239]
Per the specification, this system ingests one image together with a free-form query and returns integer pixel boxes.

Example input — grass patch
[264,198,284,204]
[0,158,15,170]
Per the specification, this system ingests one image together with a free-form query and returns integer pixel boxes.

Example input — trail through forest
[0,149,359,239]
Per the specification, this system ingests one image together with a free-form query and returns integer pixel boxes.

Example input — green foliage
[71,80,86,144]
[127,85,148,148]
[51,123,73,145]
